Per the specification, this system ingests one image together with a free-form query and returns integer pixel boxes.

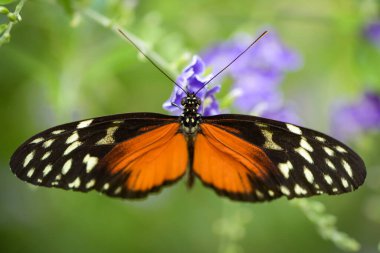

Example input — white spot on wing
[323,147,334,156]
[83,154,98,173]
[86,179,96,189]
[315,136,326,142]
[278,161,293,178]
[261,129,283,150]
[30,137,44,144]
[43,164,52,177]
[294,184,307,195]
[325,158,335,170]
[114,186,122,195]
[23,151,35,167]
[103,183,110,191]
[43,139,54,148]
[41,151,51,160]
[300,137,313,152]
[286,124,302,135]
[341,178,349,188]
[255,122,268,128]
[64,141,82,155]
[324,174,333,185]
[52,129,65,135]
[295,147,314,164]
[68,177,81,188]
[27,168,35,178]
[96,126,119,145]
[62,159,73,175]
[341,159,353,178]
[66,131,79,144]
[77,119,93,129]
[303,166,314,183]
[336,146,348,153]
[255,190,264,199]
[280,186,290,196]
[268,190,275,197]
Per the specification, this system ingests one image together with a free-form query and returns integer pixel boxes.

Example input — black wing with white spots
[203,114,366,202]
[10,113,177,198]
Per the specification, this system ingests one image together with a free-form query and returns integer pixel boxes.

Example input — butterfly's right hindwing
[10,113,179,198]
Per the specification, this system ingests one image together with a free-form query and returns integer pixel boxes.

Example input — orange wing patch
[193,123,277,199]
[101,123,188,194]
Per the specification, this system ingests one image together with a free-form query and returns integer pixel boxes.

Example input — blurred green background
[1,0,380,253]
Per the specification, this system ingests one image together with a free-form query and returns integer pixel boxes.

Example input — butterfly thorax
[180,93,201,135]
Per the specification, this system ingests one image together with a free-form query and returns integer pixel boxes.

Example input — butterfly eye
[196,98,201,105]
[181,97,186,106]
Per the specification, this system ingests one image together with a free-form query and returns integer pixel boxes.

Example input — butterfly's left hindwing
[199,114,366,202]
[10,113,185,199]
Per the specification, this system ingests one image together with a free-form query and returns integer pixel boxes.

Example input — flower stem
[292,199,360,251]
[0,0,27,46]
[81,8,178,78]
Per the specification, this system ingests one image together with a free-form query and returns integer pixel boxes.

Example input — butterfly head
[180,93,201,134]
[181,93,201,109]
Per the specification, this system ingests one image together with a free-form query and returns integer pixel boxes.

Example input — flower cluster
[201,29,302,123]
[164,29,302,123]
[331,91,380,141]
[163,56,221,116]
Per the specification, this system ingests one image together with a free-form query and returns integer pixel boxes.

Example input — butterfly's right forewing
[10,113,184,199]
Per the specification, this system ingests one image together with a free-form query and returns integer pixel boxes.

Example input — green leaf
[0,0,15,5]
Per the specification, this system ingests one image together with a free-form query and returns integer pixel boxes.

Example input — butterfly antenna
[195,31,268,95]
[118,29,188,95]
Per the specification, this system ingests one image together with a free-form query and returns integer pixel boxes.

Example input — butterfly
[9,31,366,202]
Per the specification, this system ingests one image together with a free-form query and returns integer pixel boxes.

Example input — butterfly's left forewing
[10,113,187,199]
[196,114,366,202]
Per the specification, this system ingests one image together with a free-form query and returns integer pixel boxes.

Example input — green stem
[0,0,27,46]
[292,199,360,252]
[81,8,178,78]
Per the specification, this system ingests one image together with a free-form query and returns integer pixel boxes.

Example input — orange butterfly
[9,31,366,202]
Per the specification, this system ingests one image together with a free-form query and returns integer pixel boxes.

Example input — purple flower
[331,91,380,141]
[363,20,380,48]
[262,106,300,124]
[201,29,302,123]
[231,70,282,112]
[164,28,302,124]
[163,56,221,116]
[202,31,301,77]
